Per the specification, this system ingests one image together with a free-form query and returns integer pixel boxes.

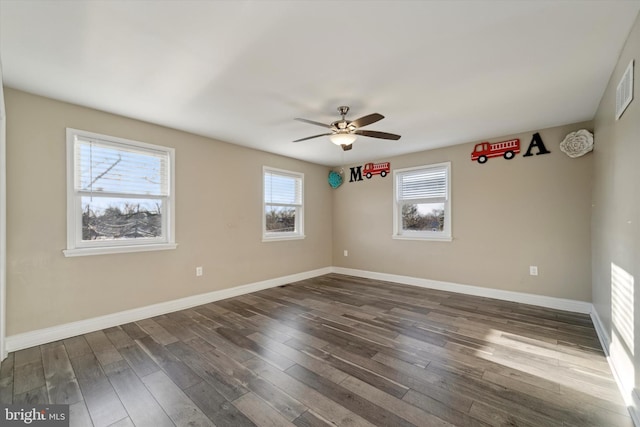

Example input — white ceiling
[1,1,638,166]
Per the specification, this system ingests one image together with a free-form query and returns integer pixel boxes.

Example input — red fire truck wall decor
[471,132,550,164]
[349,162,390,182]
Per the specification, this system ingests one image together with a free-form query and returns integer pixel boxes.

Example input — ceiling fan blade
[293,133,332,142]
[295,118,332,128]
[350,113,384,129]
[354,130,401,140]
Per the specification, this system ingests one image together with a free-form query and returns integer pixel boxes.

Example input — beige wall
[5,88,332,335]
[333,122,593,301]
[592,11,640,405]
[2,84,607,337]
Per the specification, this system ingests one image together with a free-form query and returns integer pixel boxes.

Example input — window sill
[262,235,306,243]
[392,234,452,242]
[63,243,178,257]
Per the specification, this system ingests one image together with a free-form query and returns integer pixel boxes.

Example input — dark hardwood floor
[0,274,632,426]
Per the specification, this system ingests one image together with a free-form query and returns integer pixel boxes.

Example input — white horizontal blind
[264,170,302,205]
[75,136,169,197]
[397,166,447,201]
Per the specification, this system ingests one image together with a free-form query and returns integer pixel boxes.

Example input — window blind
[397,166,447,201]
[75,136,169,196]
[264,170,302,205]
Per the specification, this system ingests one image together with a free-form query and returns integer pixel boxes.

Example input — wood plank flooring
[0,274,632,426]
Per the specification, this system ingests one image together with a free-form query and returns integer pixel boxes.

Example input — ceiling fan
[293,106,401,151]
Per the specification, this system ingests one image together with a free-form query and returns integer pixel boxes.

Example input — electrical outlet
[344,250,348,257]
[196,266,203,277]
[529,266,538,276]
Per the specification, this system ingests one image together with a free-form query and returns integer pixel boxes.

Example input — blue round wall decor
[328,171,343,188]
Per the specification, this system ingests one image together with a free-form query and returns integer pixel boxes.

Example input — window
[64,128,176,256]
[393,162,451,241]
[263,167,304,241]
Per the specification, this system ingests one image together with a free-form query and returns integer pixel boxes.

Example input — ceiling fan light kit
[329,133,357,146]
[294,106,401,151]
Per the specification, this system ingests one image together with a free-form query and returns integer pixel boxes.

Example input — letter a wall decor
[522,132,550,157]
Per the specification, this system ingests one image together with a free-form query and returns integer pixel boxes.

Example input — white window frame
[262,166,305,242]
[393,162,452,241]
[64,128,177,257]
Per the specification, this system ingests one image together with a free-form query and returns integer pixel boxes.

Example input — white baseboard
[590,308,640,426]
[0,266,597,350]
[331,267,593,314]
[5,267,331,353]
[590,306,611,354]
